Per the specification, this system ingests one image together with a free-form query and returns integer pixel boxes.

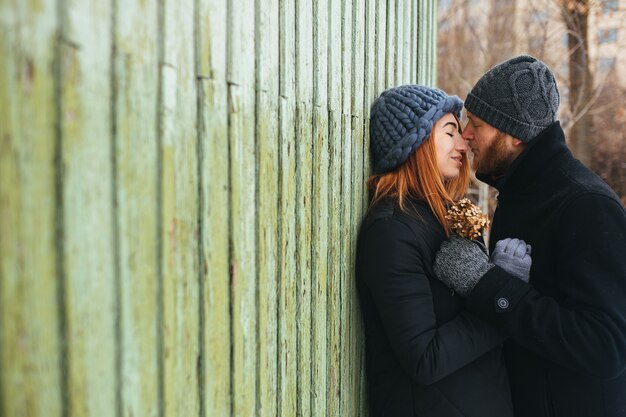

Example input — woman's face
[434,113,468,180]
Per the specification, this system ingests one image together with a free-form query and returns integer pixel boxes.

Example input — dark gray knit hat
[369,85,463,174]
[464,55,560,143]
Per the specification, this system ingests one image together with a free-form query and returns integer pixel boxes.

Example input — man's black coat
[470,122,626,417]
[356,199,513,417]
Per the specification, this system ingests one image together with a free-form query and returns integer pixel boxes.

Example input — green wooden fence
[0,0,437,416]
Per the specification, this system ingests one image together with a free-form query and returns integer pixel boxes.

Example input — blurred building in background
[590,0,626,84]
[438,0,626,217]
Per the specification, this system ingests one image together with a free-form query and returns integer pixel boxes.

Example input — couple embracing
[355,56,626,417]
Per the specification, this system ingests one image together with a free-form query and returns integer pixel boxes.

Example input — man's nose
[461,124,473,141]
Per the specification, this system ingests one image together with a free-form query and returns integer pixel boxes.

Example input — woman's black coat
[355,198,513,417]
[469,122,626,417]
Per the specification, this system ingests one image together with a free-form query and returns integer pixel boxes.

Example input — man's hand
[434,235,494,296]
[491,238,532,282]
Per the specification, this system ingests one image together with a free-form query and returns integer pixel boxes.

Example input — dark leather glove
[434,234,495,296]
[490,238,532,282]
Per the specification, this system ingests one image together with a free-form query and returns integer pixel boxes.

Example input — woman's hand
[434,235,494,296]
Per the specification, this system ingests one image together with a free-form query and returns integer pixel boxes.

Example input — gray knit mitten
[434,235,495,296]
[490,238,532,282]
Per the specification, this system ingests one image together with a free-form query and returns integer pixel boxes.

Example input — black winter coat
[356,198,513,417]
[469,122,626,417]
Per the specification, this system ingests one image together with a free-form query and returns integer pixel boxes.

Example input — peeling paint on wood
[0,1,61,417]
[60,0,117,415]
[256,0,279,415]
[198,0,231,414]
[278,0,298,415]
[160,1,200,416]
[113,1,160,416]
[228,0,258,415]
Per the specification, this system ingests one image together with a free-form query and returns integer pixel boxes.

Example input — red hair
[369,120,470,235]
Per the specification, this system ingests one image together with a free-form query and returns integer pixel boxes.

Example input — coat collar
[476,121,573,194]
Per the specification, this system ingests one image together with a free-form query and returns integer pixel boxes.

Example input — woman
[356,85,518,417]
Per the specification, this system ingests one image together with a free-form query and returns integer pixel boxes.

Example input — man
[434,55,626,417]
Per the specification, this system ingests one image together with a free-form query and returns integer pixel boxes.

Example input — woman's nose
[455,134,468,152]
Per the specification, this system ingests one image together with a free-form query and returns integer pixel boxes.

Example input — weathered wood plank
[375,0,387,95]
[113,1,160,417]
[417,0,437,86]
[256,0,280,415]
[0,1,62,416]
[160,0,200,415]
[198,80,230,416]
[327,0,343,411]
[352,0,365,122]
[340,0,353,413]
[396,0,405,84]
[295,0,313,415]
[410,0,417,83]
[311,0,329,413]
[417,0,424,84]
[278,0,297,414]
[364,0,375,185]
[385,0,396,87]
[197,0,231,416]
[228,0,258,415]
[60,1,116,416]
[402,0,412,84]
[351,0,366,412]
[360,3,376,414]
[427,0,437,86]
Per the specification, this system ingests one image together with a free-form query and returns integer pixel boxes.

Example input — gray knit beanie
[369,85,463,174]
[464,55,560,143]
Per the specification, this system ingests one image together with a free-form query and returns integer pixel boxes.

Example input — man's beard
[472,131,517,177]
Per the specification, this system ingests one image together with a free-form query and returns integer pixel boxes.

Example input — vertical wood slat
[396,0,404,84]
[0,1,62,416]
[256,0,280,414]
[364,0,376,202]
[428,0,437,86]
[361,3,377,415]
[295,0,313,415]
[228,0,257,414]
[417,0,437,86]
[386,0,396,87]
[311,0,329,412]
[417,0,425,84]
[327,0,343,411]
[197,0,231,415]
[278,0,297,414]
[160,0,200,415]
[403,0,412,84]
[411,0,417,84]
[376,0,387,95]
[113,1,160,416]
[61,1,116,416]
[350,0,365,413]
[340,0,353,413]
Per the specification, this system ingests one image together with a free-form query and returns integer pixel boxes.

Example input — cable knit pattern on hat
[369,85,463,174]
[464,55,560,143]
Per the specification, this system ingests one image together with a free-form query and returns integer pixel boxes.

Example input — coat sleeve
[468,193,626,378]
[359,217,506,385]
